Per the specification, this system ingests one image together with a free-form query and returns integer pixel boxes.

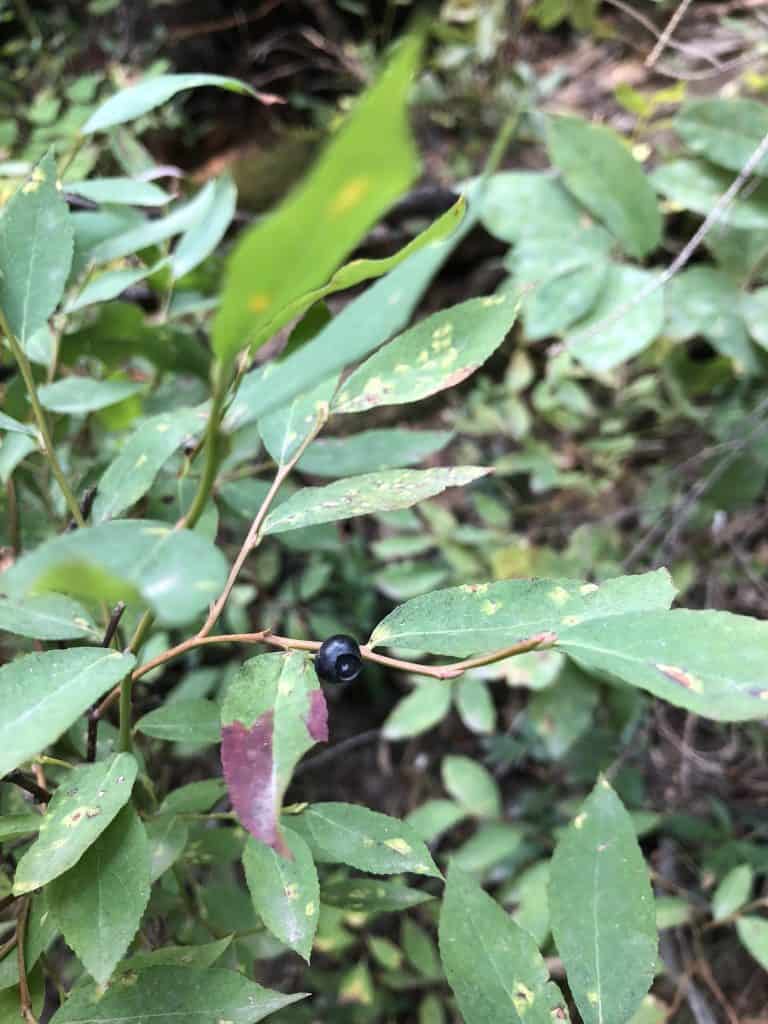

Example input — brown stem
[197,408,329,640]
[360,632,557,679]
[3,772,51,805]
[17,897,37,1024]
[86,602,127,762]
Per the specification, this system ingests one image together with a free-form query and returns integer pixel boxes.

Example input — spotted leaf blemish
[548,586,570,605]
[329,176,370,217]
[248,293,271,313]
[384,838,412,856]
[656,663,703,693]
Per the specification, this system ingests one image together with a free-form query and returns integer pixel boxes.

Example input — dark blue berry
[315,634,363,684]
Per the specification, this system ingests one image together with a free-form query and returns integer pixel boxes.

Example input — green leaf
[665,267,757,374]
[60,302,210,379]
[0,433,36,483]
[505,861,550,949]
[14,753,138,894]
[289,802,441,878]
[212,34,423,364]
[243,829,319,961]
[136,699,220,745]
[370,569,675,657]
[742,287,768,351]
[263,466,490,534]
[402,917,441,978]
[712,864,753,921]
[146,816,188,882]
[513,226,611,340]
[439,864,567,1024]
[65,262,167,314]
[452,823,524,875]
[546,115,661,259]
[549,778,657,1024]
[221,653,328,854]
[675,99,768,176]
[441,756,500,819]
[565,265,664,372]
[557,609,768,721]
[37,378,143,414]
[0,411,37,436]
[0,814,42,841]
[171,174,237,280]
[83,73,258,133]
[0,894,55,991]
[651,159,768,229]
[221,184,480,431]
[157,779,226,816]
[333,293,517,414]
[3,520,228,627]
[0,649,135,778]
[119,937,232,973]
[0,152,74,342]
[405,800,465,843]
[66,177,171,206]
[321,878,433,914]
[480,171,583,244]
[736,916,768,970]
[526,663,598,759]
[382,680,452,740]
[49,966,306,1024]
[259,374,338,466]
[89,181,218,264]
[297,428,453,477]
[454,678,496,734]
[0,593,99,640]
[48,806,150,984]
[92,407,207,522]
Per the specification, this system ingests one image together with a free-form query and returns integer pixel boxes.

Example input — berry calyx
[315,634,363,684]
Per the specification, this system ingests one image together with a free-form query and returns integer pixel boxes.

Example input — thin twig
[646,0,694,67]
[1,316,85,528]
[86,602,127,762]
[197,407,329,639]
[2,772,51,805]
[604,0,720,66]
[17,897,37,1024]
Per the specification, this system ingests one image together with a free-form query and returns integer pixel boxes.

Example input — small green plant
[2,32,768,1024]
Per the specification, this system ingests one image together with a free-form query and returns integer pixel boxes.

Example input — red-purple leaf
[220,652,327,855]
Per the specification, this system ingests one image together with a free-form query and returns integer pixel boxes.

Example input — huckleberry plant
[2,39,768,1024]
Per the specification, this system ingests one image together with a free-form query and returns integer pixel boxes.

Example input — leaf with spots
[439,863,569,1024]
[0,152,74,343]
[369,569,675,657]
[546,114,661,260]
[93,406,207,522]
[221,182,481,433]
[287,802,441,878]
[243,828,319,961]
[332,292,518,414]
[48,805,151,985]
[263,466,490,534]
[1,519,228,626]
[258,372,338,467]
[213,32,424,365]
[0,593,99,640]
[13,753,138,894]
[557,608,768,722]
[221,652,328,855]
[549,778,657,1024]
[49,966,307,1024]
[0,648,135,778]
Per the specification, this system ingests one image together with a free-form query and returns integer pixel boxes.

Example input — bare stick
[3,771,51,805]
[646,0,694,67]
[17,897,38,1024]
[570,128,768,354]
[86,602,127,762]
[197,407,329,639]
[1,316,85,528]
